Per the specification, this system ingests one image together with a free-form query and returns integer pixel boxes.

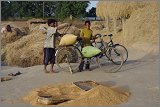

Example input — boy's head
[47,19,57,27]
[84,20,91,29]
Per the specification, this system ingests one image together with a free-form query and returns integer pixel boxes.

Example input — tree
[53,1,89,20]
[1,1,12,20]
[1,1,90,20]
[86,7,96,17]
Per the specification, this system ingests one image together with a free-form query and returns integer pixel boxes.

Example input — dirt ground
[0,21,159,107]
[0,46,159,107]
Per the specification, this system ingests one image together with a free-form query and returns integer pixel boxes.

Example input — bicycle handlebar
[108,34,113,37]
[94,34,113,39]
[103,34,112,37]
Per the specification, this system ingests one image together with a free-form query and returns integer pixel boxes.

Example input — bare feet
[43,69,50,73]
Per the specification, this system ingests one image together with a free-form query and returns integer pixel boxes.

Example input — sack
[82,46,101,58]
[59,34,77,46]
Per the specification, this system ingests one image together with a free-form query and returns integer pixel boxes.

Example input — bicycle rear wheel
[104,47,124,72]
[55,46,82,74]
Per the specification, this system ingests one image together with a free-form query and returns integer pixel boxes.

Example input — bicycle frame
[105,35,121,48]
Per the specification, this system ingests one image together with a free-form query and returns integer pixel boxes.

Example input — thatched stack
[123,2,159,46]
[27,18,46,31]
[1,27,30,47]
[3,23,81,67]
[4,30,45,67]
[96,1,159,49]
[96,1,148,20]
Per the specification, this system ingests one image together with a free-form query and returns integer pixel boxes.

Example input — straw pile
[96,1,148,20]
[23,82,130,106]
[3,23,80,67]
[27,18,46,31]
[123,3,159,46]
[1,27,30,47]
[91,21,106,30]
[96,1,159,50]
[63,17,84,28]
[58,24,80,36]
[4,30,44,67]
[1,29,21,47]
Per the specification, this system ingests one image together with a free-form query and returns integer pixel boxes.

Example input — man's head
[6,25,12,32]
[47,19,57,27]
[84,20,91,29]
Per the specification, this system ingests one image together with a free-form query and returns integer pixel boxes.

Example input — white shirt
[44,27,57,48]
[1,27,6,33]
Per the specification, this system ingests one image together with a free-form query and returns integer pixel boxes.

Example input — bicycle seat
[108,34,113,37]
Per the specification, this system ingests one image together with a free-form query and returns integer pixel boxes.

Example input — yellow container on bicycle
[59,34,77,46]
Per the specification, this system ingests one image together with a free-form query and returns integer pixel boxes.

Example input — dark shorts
[44,48,56,65]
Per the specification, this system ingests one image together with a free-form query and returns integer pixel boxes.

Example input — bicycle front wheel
[55,46,82,74]
[114,44,128,63]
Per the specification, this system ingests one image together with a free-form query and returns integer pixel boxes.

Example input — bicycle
[93,34,128,65]
[55,36,124,74]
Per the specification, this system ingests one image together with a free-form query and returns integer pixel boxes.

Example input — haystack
[96,1,159,52]
[1,29,19,47]
[27,18,46,31]
[4,30,44,67]
[123,3,159,46]
[1,27,29,47]
[58,24,80,36]
[91,21,106,30]
[63,17,84,28]
[3,23,80,67]
[96,1,148,20]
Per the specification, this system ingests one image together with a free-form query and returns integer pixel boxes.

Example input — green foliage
[86,7,96,17]
[1,1,90,21]
[1,1,12,20]
[54,1,89,21]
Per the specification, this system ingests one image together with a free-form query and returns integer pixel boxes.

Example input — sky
[86,1,98,12]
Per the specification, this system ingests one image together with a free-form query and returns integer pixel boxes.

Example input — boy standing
[79,20,93,72]
[43,19,70,73]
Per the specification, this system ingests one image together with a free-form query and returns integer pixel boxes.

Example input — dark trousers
[79,59,90,71]
[44,48,55,65]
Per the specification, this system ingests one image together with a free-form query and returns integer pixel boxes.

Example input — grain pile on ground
[23,81,130,106]
[96,1,159,51]
[23,83,85,106]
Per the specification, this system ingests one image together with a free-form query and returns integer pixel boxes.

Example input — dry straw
[96,1,159,50]
[96,1,149,20]
[4,30,45,67]
[3,23,80,67]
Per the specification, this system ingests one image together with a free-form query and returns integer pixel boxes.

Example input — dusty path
[0,46,159,107]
